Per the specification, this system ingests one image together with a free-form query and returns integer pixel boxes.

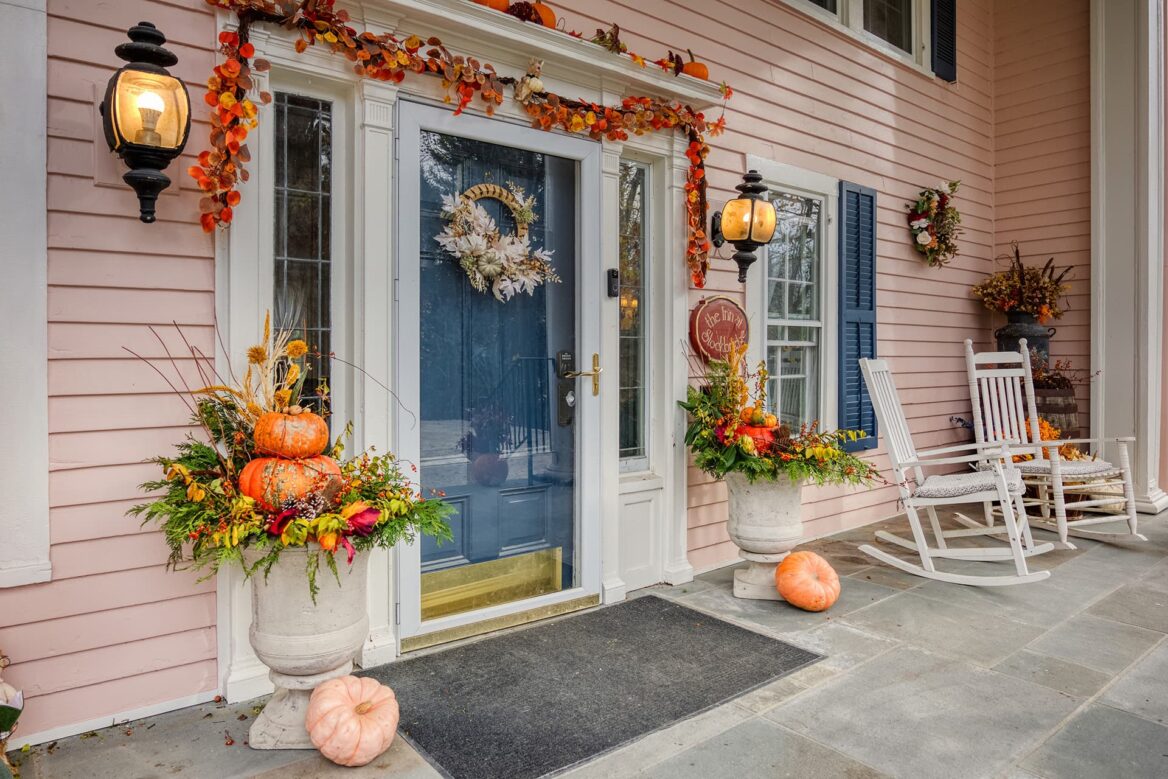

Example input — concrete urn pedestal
[243,547,370,750]
[724,473,804,600]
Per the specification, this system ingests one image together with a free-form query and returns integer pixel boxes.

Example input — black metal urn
[995,311,1054,361]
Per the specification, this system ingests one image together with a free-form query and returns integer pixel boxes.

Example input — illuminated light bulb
[134,90,165,146]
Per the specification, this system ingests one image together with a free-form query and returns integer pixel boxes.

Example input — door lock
[565,353,602,397]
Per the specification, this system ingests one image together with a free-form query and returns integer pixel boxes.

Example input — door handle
[564,353,602,397]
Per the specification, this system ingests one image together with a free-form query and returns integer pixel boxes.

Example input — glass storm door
[395,102,602,646]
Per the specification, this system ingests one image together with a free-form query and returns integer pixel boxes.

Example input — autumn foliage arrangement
[679,344,882,485]
[971,242,1071,324]
[906,181,962,267]
[132,314,453,597]
[193,0,732,286]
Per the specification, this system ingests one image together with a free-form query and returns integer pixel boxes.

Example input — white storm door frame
[393,99,603,644]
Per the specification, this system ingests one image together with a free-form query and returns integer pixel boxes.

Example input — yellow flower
[186,482,206,502]
[274,389,293,408]
[247,345,268,364]
[286,340,309,358]
[166,462,192,483]
[246,402,262,417]
[283,363,301,387]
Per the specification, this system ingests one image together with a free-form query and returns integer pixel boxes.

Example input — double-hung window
[764,192,826,428]
[780,0,957,81]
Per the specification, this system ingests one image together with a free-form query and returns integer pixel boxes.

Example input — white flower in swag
[435,184,560,302]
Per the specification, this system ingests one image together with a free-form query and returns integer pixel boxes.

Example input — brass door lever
[564,353,602,396]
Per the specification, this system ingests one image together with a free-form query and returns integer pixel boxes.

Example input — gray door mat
[363,595,822,779]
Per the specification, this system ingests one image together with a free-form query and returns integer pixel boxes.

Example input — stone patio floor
[10,510,1168,778]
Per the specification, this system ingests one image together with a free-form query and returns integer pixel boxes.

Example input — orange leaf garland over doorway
[195,0,730,287]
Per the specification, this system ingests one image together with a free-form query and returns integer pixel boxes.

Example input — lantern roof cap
[115,21,178,69]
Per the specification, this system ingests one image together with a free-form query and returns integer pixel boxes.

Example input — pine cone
[506,2,541,23]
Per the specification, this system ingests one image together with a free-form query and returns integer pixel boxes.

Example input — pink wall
[993,0,1091,435]
[0,0,219,739]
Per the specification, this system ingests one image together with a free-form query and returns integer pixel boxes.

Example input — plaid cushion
[915,469,1024,499]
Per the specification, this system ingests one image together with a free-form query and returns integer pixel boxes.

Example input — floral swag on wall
[195,0,733,287]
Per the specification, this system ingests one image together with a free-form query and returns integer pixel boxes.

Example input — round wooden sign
[689,296,749,362]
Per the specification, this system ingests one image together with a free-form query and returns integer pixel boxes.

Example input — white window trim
[0,0,50,588]
[744,156,839,431]
[776,0,935,77]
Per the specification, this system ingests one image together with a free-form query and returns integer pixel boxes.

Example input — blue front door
[416,130,578,619]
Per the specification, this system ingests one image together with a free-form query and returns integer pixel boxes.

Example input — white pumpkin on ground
[306,676,399,767]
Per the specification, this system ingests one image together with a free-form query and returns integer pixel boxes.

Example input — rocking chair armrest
[899,449,1011,469]
[1034,436,1135,450]
[915,441,1014,457]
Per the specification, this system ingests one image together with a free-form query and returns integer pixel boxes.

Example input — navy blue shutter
[838,182,878,451]
[932,0,957,82]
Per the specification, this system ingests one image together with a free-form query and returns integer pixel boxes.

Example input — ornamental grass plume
[971,242,1070,324]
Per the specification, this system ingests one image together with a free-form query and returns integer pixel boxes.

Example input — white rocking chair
[857,358,1052,586]
[964,339,1145,549]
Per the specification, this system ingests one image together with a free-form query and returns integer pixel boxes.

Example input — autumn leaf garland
[192,0,729,287]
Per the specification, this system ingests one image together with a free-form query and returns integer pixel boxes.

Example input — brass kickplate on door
[402,593,600,653]
[420,547,563,621]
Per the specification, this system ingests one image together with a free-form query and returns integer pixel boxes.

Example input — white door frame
[393,99,604,646]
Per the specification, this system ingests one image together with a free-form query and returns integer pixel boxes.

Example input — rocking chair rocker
[964,339,1145,549]
[857,358,1052,586]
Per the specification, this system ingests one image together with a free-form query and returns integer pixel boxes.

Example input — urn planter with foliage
[133,314,452,750]
[680,344,880,600]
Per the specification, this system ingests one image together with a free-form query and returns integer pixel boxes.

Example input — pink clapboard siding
[993,0,1091,435]
[0,0,220,738]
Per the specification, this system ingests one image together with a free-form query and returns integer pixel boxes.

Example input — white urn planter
[244,547,370,750]
[724,472,804,600]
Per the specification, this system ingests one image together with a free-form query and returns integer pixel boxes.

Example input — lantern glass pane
[750,199,777,243]
[720,198,753,242]
[112,70,189,149]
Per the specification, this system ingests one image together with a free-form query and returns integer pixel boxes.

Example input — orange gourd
[473,0,510,11]
[307,676,399,767]
[254,407,330,458]
[740,424,776,454]
[239,455,341,511]
[776,551,840,612]
[533,1,557,27]
[681,49,709,80]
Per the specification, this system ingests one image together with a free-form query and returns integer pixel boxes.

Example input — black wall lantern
[100,22,191,223]
[711,170,778,283]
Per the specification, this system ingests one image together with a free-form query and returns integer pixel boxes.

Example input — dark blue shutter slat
[838,182,878,451]
[932,0,957,82]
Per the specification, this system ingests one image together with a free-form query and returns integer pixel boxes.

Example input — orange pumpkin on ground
[681,49,709,80]
[473,0,510,11]
[533,1,557,27]
[776,551,840,612]
[307,676,399,767]
[254,407,330,458]
[239,455,341,511]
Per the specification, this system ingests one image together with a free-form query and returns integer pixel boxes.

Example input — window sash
[773,0,929,71]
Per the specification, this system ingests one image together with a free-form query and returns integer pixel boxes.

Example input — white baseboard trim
[601,577,627,604]
[662,560,695,585]
[11,690,220,749]
[355,627,397,669]
[1136,487,1168,515]
[223,658,273,703]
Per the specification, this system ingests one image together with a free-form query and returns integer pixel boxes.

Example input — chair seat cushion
[915,469,1024,499]
[1015,458,1119,478]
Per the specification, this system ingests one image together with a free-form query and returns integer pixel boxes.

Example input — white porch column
[1090,0,1168,513]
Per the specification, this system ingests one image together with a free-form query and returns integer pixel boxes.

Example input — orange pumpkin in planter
[776,551,840,612]
[473,0,510,11]
[740,424,776,454]
[681,49,709,80]
[307,676,399,767]
[239,455,341,511]
[254,407,330,458]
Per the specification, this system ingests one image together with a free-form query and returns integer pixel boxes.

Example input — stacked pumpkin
[473,0,557,28]
[737,405,789,456]
[239,406,341,511]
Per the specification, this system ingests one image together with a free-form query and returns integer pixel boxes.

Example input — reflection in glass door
[416,131,578,621]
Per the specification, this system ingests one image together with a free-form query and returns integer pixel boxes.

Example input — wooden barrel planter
[1034,387,1079,438]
